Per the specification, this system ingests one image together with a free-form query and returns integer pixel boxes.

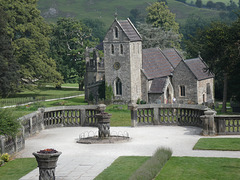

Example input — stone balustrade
[2,103,240,155]
[128,103,206,127]
[0,104,105,154]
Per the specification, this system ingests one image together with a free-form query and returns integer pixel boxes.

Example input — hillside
[37,0,221,27]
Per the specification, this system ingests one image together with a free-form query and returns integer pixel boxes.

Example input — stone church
[85,18,214,104]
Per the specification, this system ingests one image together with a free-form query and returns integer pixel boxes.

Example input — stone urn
[96,112,112,138]
[33,149,62,180]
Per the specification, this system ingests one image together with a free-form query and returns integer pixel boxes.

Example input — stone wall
[103,21,142,103]
[197,78,214,104]
[172,61,198,104]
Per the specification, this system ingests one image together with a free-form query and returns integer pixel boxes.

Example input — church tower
[103,18,142,103]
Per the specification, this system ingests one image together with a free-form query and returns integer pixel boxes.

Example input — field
[37,0,221,27]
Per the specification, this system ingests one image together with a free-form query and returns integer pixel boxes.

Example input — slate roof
[184,58,214,80]
[142,48,174,79]
[161,49,183,68]
[118,19,141,42]
[149,77,167,93]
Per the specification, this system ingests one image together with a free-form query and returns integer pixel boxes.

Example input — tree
[82,18,106,41]
[180,14,212,40]
[196,0,203,8]
[186,21,240,112]
[206,1,215,9]
[146,2,180,33]
[50,18,97,90]
[0,7,20,97]
[138,23,181,49]
[129,8,145,25]
[0,0,62,87]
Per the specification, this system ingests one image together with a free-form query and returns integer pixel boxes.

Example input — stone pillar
[154,107,159,125]
[96,112,111,138]
[80,109,86,126]
[0,135,5,154]
[128,103,138,127]
[38,108,45,131]
[201,109,216,136]
[33,151,62,180]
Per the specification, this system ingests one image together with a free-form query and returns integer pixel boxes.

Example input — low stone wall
[0,104,106,154]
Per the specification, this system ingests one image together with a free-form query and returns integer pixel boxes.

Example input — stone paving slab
[18,126,240,180]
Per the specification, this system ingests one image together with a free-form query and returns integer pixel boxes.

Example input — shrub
[0,159,4,166]
[129,147,172,180]
[0,109,21,137]
[1,153,10,162]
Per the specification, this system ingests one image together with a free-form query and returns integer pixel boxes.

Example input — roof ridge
[160,48,175,70]
[127,18,142,40]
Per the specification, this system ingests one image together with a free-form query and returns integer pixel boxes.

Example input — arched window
[116,78,122,95]
[111,44,114,54]
[120,44,123,54]
[115,27,118,38]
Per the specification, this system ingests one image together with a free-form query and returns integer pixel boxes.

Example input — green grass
[156,156,240,180]
[193,138,240,151]
[94,156,150,180]
[105,104,131,126]
[37,0,221,27]
[61,83,79,88]
[0,158,37,180]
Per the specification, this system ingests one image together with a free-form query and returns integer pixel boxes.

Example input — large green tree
[50,18,97,90]
[146,2,180,33]
[0,7,20,98]
[0,0,62,87]
[186,20,240,112]
[138,23,181,49]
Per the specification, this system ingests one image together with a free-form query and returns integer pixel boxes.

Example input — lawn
[193,138,240,151]
[95,156,150,180]
[0,86,83,107]
[105,104,131,126]
[156,156,240,180]
[0,158,37,180]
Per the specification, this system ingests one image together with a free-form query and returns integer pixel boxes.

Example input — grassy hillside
[37,0,221,27]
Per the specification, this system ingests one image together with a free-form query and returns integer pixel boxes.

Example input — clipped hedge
[129,147,172,180]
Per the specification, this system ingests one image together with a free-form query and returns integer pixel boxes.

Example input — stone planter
[33,149,61,180]
[96,112,112,138]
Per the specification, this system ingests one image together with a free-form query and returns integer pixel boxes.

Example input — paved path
[17,126,240,180]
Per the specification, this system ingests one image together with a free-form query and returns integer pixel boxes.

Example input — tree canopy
[50,18,97,90]
[0,7,20,98]
[138,23,181,49]
[0,0,62,87]
[146,2,180,33]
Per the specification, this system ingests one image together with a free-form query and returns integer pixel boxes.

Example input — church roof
[184,58,214,80]
[161,48,183,68]
[142,48,174,79]
[149,77,167,93]
[118,19,141,42]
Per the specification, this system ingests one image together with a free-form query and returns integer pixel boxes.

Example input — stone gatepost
[200,109,216,136]
[128,103,138,127]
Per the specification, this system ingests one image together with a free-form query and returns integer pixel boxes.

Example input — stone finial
[114,11,118,20]
[97,104,106,112]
